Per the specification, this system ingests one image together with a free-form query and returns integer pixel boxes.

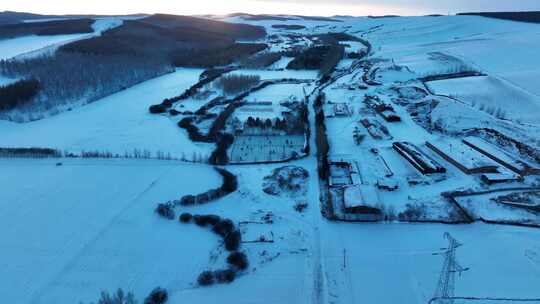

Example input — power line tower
[433,232,469,304]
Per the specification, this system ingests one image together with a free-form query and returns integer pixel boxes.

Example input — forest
[0,18,94,38]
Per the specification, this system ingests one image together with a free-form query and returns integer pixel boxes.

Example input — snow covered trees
[0,53,170,120]
[0,78,39,111]
[214,74,260,95]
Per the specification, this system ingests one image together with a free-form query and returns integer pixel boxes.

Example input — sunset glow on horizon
[0,0,468,17]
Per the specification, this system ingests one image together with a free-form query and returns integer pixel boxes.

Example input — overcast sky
[3,0,540,16]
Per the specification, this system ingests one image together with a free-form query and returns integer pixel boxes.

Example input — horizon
[3,0,540,18]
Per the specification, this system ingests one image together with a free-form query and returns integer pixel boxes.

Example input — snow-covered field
[322,222,540,304]
[0,68,213,158]
[0,158,223,303]
[427,76,540,125]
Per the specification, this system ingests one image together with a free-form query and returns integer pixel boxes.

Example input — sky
[3,0,540,17]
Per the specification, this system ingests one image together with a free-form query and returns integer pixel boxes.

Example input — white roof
[344,185,379,209]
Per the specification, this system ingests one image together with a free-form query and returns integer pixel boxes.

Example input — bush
[144,287,168,304]
[398,203,427,221]
[227,251,249,270]
[149,104,167,114]
[294,202,308,213]
[217,168,238,193]
[193,215,207,226]
[209,133,235,165]
[180,195,196,206]
[179,212,193,223]
[205,214,221,226]
[224,230,242,251]
[197,271,215,286]
[212,219,235,237]
[215,269,236,283]
[87,288,137,304]
[155,203,175,220]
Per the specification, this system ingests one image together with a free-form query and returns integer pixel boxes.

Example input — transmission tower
[433,232,469,304]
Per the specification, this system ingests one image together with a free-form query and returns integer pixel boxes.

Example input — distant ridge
[458,11,540,23]
[0,10,147,25]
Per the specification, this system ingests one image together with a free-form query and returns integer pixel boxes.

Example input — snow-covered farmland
[0,158,222,303]
[427,76,540,125]
[322,222,540,304]
[0,68,213,158]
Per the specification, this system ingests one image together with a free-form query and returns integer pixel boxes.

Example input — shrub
[205,214,221,226]
[398,203,427,221]
[294,202,308,213]
[197,271,215,286]
[215,269,236,283]
[193,215,207,226]
[212,219,235,237]
[180,195,196,206]
[224,230,242,251]
[149,104,167,114]
[144,287,168,304]
[179,213,193,223]
[209,133,235,165]
[217,168,238,193]
[227,251,248,270]
[87,288,137,304]
[155,203,175,220]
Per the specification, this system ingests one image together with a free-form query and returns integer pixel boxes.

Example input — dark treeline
[239,52,282,68]
[0,18,94,38]
[172,43,267,67]
[142,14,266,40]
[0,147,61,158]
[271,24,306,30]
[0,79,40,111]
[313,93,330,180]
[310,32,361,44]
[287,44,344,78]
[458,11,540,24]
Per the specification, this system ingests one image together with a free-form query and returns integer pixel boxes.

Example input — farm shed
[463,137,540,176]
[343,185,383,221]
[393,142,446,175]
[480,171,522,185]
[426,140,499,174]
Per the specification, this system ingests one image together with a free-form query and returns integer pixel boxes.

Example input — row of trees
[239,52,282,68]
